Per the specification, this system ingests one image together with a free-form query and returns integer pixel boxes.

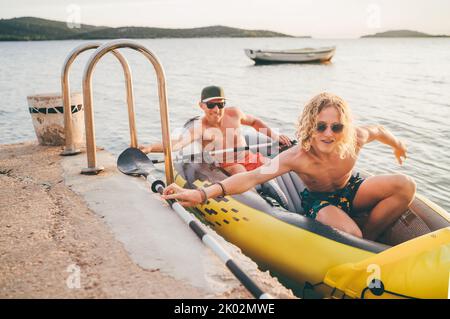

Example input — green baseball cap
[201,86,226,103]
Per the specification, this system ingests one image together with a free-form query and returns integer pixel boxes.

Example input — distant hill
[0,17,297,41]
[362,29,449,38]
[72,25,294,39]
[0,17,107,40]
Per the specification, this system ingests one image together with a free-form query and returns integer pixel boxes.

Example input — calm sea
[0,38,449,211]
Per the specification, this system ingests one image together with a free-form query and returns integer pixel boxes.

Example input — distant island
[362,29,449,38]
[0,17,306,41]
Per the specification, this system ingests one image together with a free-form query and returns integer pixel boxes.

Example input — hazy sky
[1,0,450,38]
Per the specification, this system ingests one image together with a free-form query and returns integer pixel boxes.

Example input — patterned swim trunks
[300,174,365,220]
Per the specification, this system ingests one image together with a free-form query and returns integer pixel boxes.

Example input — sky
[1,0,450,38]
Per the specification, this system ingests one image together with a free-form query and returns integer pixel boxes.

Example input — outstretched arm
[357,125,407,164]
[238,109,292,147]
[162,149,295,206]
[139,124,201,153]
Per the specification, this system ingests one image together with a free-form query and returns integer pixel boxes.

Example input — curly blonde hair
[295,92,357,159]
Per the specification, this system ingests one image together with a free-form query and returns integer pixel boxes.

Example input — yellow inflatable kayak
[172,123,450,299]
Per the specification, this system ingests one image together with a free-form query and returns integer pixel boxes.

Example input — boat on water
[171,118,450,299]
[244,46,336,64]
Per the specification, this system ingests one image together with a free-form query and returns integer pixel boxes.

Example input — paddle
[117,147,273,299]
[149,139,297,164]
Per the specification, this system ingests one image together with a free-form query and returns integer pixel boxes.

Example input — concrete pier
[0,142,294,298]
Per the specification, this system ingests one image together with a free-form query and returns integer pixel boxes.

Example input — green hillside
[0,17,295,41]
[0,17,107,41]
[72,25,292,39]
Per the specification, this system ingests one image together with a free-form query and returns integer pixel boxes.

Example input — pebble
[41,182,52,190]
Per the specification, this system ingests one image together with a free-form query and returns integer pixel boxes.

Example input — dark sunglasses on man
[316,122,344,133]
[205,101,226,109]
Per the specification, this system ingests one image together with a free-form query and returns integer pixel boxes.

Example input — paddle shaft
[149,176,273,299]
[151,140,292,164]
[116,147,272,298]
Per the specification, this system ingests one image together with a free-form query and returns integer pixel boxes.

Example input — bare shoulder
[225,106,241,116]
[278,145,309,172]
[193,118,204,130]
[223,107,246,122]
[191,118,206,136]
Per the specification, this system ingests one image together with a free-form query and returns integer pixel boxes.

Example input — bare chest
[299,156,357,192]
[201,118,246,150]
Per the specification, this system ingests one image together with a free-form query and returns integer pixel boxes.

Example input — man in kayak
[139,85,291,175]
[161,92,416,240]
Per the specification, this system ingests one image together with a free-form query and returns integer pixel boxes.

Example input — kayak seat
[256,179,290,210]
[274,172,306,214]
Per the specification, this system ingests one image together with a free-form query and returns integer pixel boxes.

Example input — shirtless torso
[289,145,357,192]
[199,108,246,147]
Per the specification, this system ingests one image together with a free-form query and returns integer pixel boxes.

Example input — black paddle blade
[117,147,155,177]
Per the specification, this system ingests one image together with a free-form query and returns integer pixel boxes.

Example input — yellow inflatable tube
[324,227,450,299]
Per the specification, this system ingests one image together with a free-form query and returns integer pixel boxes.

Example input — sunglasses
[316,122,344,133]
[205,101,225,109]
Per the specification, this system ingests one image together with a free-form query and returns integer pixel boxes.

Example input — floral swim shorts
[300,174,365,219]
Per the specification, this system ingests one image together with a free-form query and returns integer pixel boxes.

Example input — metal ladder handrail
[61,42,137,156]
[81,39,174,185]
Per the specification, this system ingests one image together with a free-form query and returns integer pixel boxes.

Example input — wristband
[214,181,227,196]
[198,188,208,205]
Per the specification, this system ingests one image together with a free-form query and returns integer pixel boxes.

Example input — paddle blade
[117,147,155,177]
